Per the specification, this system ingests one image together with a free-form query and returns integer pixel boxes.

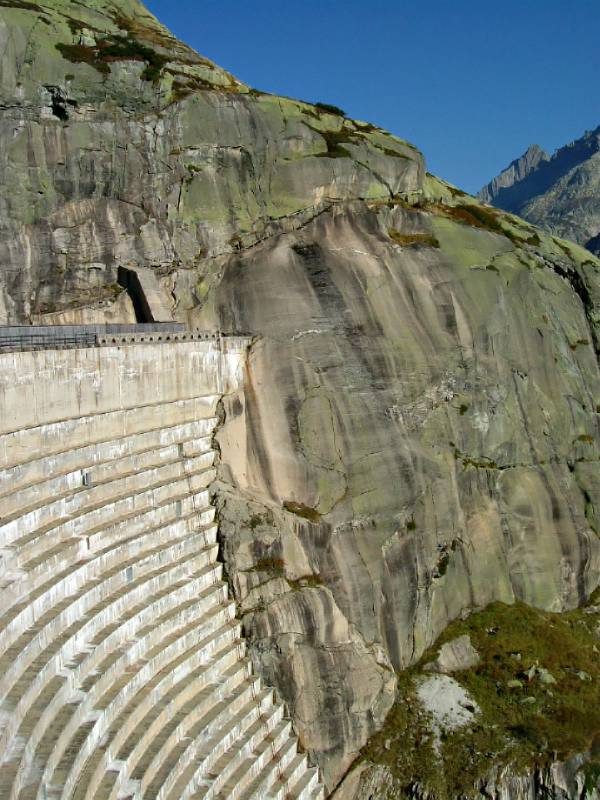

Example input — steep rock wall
[479,144,550,206]
[209,199,600,788]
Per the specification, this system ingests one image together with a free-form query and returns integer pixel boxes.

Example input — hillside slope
[1,2,600,795]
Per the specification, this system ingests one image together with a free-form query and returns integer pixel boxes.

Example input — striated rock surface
[208,194,600,788]
[0,0,419,324]
[1,1,600,794]
[479,127,600,256]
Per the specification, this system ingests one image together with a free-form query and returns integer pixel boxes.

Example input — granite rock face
[207,194,600,790]
[334,756,599,800]
[0,0,419,324]
[423,634,479,673]
[1,1,600,794]
[479,128,600,256]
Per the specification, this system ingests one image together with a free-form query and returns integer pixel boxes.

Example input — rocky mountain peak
[479,143,549,205]
[479,124,600,255]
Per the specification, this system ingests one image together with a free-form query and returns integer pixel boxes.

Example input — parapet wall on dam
[0,328,324,800]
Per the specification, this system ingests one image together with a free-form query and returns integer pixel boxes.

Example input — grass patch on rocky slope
[56,33,168,81]
[423,202,542,247]
[282,500,322,523]
[112,13,178,51]
[313,101,346,117]
[307,125,360,158]
[0,0,45,10]
[362,594,600,798]
[388,229,440,248]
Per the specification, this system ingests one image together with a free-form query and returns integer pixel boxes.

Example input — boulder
[424,634,480,673]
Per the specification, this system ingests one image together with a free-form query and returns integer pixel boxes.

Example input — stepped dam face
[0,328,324,800]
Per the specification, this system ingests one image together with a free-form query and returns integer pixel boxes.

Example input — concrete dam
[0,325,325,800]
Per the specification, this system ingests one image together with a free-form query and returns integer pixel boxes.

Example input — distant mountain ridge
[479,125,600,255]
[479,143,549,205]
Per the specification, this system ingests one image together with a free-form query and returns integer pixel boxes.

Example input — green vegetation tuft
[283,500,321,523]
[430,203,511,236]
[249,512,268,530]
[286,574,324,590]
[112,13,175,50]
[314,101,346,117]
[584,763,600,794]
[570,338,591,351]
[249,557,285,576]
[436,552,450,577]
[0,0,45,10]
[452,445,500,471]
[168,73,240,101]
[56,33,168,82]
[388,229,440,248]
[576,434,595,444]
[370,142,410,159]
[56,43,110,75]
[362,597,600,798]
[100,35,168,81]
[424,202,543,247]
[310,126,358,158]
[354,120,379,133]
[447,184,468,198]
[364,673,441,795]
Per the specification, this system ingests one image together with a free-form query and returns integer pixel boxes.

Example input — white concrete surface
[0,336,324,800]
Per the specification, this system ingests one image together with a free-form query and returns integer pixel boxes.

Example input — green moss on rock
[283,500,322,523]
[361,596,600,798]
[388,228,440,248]
[310,126,358,158]
[314,101,346,117]
[56,32,168,81]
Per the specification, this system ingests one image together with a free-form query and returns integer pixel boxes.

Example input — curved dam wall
[0,330,324,800]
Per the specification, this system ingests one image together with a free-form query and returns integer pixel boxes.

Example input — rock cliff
[335,757,600,800]
[479,128,600,256]
[1,1,600,795]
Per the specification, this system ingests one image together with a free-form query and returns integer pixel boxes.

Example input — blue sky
[145,0,600,194]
